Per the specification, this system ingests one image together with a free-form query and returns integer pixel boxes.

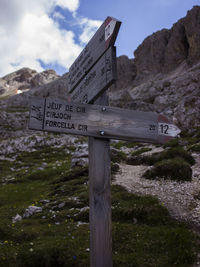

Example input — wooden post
[89,92,112,267]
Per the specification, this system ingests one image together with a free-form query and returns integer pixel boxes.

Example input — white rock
[23,206,42,218]
[58,203,65,209]
[12,214,22,223]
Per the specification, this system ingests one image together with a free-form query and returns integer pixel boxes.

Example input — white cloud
[78,17,102,44]
[52,11,66,21]
[55,0,80,13]
[0,0,100,76]
[17,13,81,65]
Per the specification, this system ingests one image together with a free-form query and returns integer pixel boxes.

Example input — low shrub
[111,163,120,175]
[162,147,195,166]
[188,143,200,153]
[143,157,192,181]
[111,141,144,150]
[111,149,127,163]
[148,147,195,166]
[163,138,180,148]
[128,147,195,167]
[131,147,152,157]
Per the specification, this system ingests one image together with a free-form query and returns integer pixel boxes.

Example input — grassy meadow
[0,141,199,266]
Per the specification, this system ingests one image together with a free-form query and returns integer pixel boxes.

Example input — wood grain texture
[70,46,117,104]
[89,92,112,267]
[28,97,45,130]
[29,97,161,143]
[29,97,180,144]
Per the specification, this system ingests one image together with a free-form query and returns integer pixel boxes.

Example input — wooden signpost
[29,16,181,267]
[29,97,180,144]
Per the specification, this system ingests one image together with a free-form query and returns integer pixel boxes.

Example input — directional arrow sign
[29,97,181,144]
[68,16,121,93]
[70,46,117,104]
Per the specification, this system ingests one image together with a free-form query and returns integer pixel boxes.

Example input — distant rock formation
[109,5,200,133]
[0,68,59,97]
[134,5,200,78]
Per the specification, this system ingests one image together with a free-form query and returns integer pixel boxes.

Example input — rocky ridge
[0,67,59,99]
[110,60,200,133]
[109,6,200,134]
[133,5,200,78]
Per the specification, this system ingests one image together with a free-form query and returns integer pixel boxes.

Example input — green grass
[188,143,200,153]
[163,138,180,148]
[111,141,145,150]
[111,150,127,163]
[132,147,195,182]
[131,147,152,157]
[0,146,198,266]
[113,223,196,266]
[112,185,174,225]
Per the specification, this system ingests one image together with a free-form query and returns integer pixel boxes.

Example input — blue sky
[0,0,199,76]
[77,0,200,58]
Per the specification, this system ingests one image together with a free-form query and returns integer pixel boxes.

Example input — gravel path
[113,153,200,230]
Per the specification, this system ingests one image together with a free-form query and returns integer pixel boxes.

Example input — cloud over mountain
[0,0,101,76]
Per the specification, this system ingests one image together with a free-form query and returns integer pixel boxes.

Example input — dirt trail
[113,154,200,229]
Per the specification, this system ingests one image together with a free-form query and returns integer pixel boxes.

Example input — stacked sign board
[70,46,117,104]
[68,17,121,93]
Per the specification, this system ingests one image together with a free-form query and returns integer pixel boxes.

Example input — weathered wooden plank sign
[29,97,180,144]
[68,16,121,93]
[70,46,117,104]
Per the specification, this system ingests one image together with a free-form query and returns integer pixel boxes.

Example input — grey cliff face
[110,5,200,134]
[133,6,200,76]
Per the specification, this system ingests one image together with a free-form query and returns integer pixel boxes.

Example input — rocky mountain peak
[134,5,200,79]
[109,5,200,133]
[0,67,59,98]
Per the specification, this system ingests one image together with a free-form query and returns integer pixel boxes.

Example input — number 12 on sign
[158,123,181,137]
